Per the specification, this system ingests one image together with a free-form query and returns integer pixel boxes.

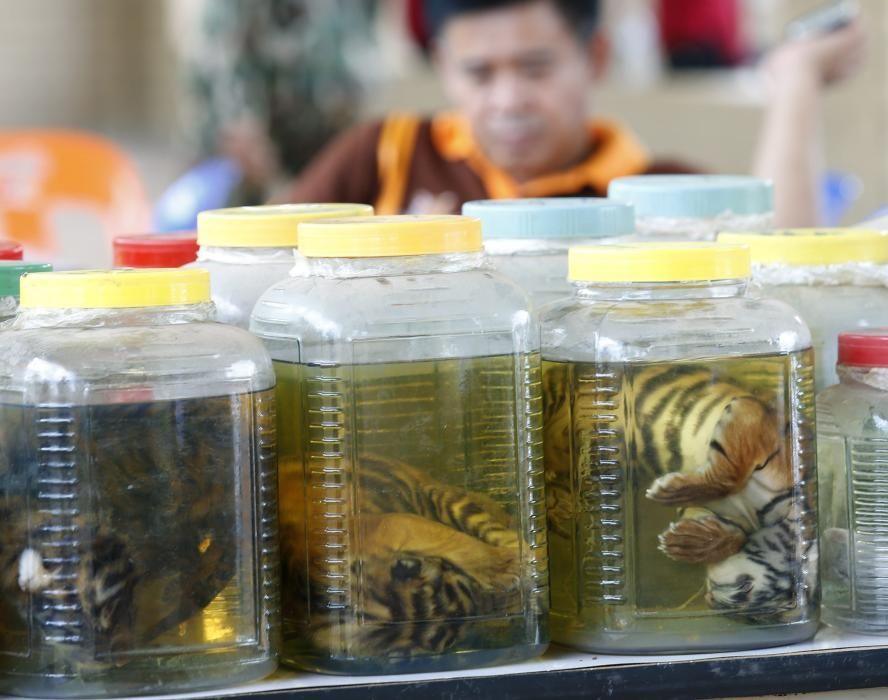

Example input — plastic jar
[113,233,199,268]
[540,242,818,653]
[608,175,773,241]
[718,229,888,392]
[817,331,888,634]
[0,270,279,697]
[0,261,52,322]
[252,216,548,674]
[461,198,635,306]
[817,328,888,635]
[191,203,373,328]
[0,241,24,261]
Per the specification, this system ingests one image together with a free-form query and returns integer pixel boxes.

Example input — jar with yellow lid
[718,229,888,391]
[0,270,278,697]
[252,215,548,674]
[540,242,818,653]
[191,203,373,328]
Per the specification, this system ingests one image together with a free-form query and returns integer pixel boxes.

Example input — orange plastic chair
[0,130,150,267]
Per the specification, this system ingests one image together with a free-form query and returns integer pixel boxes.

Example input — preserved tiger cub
[638,365,792,563]
[542,361,812,620]
[279,454,522,658]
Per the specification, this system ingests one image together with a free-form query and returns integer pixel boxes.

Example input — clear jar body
[252,253,548,674]
[633,212,773,241]
[0,306,279,697]
[541,281,818,653]
[186,247,296,328]
[818,366,888,633]
[486,238,621,307]
[0,294,17,323]
[754,276,888,392]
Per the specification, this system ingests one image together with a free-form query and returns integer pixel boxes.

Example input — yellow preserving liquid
[275,354,548,674]
[543,350,818,653]
[0,390,278,697]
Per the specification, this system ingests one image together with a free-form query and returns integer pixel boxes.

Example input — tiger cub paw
[658,516,747,564]
[646,472,723,506]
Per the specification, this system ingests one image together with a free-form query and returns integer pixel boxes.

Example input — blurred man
[287,0,863,225]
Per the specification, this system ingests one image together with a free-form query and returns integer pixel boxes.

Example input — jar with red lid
[0,242,24,261]
[818,330,888,633]
[113,233,199,268]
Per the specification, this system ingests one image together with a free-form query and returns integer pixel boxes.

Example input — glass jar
[190,203,373,328]
[540,242,818,653]
[718,229,888,392]
[113,233,199,268]
[608,175,773,241]
[0,270,279,697]
[461,198,634,306]
[252,216,548,674]
[818,331,888,634]
[0,261,52,323]
[0,241,24,261]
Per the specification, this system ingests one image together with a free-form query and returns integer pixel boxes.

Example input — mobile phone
[784,0,858,41]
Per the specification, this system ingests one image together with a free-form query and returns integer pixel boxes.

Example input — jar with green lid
[461,198,634,306]
[718,229,888,392]
[252,215,548,674]
[540,242,818,653]
[608,175,773,241]
[0,270,278,697]
[0,261,52,322]
[818,330,888,634]
[191,203,372,328]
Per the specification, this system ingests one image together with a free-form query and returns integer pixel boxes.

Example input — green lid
[608,175,774,219]
[0,262,53,298]
[462,198,635,240]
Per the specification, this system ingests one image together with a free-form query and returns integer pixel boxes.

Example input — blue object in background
[820,170,862,227]
[152,157,241,232]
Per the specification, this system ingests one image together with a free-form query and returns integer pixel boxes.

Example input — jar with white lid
[609,175,773,241]
[462,198,634,306]
[719,229,888,391]
[190,203,372,328]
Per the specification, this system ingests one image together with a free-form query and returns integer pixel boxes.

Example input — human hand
[219,119,280,189]
[767,17,866,91]
[404,190,459,215]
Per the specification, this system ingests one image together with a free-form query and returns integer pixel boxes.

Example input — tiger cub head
[711,397,793,495]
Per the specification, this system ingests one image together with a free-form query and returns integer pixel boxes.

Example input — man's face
[436,1,597,182]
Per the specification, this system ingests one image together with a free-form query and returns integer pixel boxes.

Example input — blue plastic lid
[608,175,774,219]
[462,198,635,240]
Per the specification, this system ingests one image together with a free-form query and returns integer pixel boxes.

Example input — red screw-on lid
[0,241,24,261]
[113,233,198,268]
[838,330,888,368]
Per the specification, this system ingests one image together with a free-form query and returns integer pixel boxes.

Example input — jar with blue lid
[462,198,634,305]
[608,175,774,241]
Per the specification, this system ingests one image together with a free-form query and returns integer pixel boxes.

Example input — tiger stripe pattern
[543,361,815,622]
[279,454,522,659]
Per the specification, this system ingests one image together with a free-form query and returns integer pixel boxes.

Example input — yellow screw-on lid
[298,215,482,258]
[20,269,211,309]
[568,242,751,283]
[718,229,888,266]
[197,203,373,248]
